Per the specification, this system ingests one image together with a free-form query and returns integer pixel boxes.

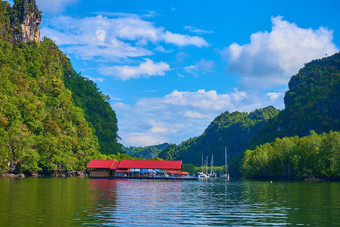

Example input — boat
[220,146,230,180]
[208,154,217,178]
[197,155,209,179]
[197,171,209,179]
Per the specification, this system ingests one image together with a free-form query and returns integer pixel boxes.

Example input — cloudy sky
[6,0,340,146]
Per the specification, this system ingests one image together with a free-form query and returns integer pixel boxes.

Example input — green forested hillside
[242,131,340,179]
[63,71,122,155]
[0,38,101,173]
[158,106,279,175]
[241,53,340,179]
[252,53,340,146]
[0,1,13,42]
[123,143,169,159]
[0,0,122,174]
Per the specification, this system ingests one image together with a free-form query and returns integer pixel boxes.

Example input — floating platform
[89,176,199,181]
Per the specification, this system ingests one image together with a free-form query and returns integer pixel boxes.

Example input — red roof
[111,161,119,169]
[86,160,117,169]
[116,169,131,173]
[166,170,189,175]
[117,160,182,170]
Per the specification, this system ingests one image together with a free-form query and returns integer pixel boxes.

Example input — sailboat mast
[210,154,213,175]
[225,146,228,175]
[206,156,208,174]
[202,154,203,173]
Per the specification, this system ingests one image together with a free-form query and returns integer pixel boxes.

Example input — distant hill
[123,143,169,159]
[158,106,280,175]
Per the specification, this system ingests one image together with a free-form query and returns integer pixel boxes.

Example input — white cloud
[99,59,170,80]
[184,59,215,76]
[40,14,208,61]
[113,88,285,146]
[163,89,235,110]
[226,16,338,89]
[123,132,166,147]
[37,0,78,13]
[95,29,106,41]
[184,26,214,34]
[267,92,282,100]
[184,111,204,119]
[154,46,172,53]
[64,44,152,61]
[163,31,208,47]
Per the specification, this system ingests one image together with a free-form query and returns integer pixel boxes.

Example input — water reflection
[74,179,118,225]
[83,180,183,226]
[1,178,340,226]
[0,177,91,226]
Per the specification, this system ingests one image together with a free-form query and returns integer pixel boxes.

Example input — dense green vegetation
[63,71,121,155]
[0,38,102,173]
[0,1,13,42]
[0,0,123,174]
[252,53,340,146]
[242,131,340,178]
[241,53,340,179]
[158,106,280,176]
[123,143,169,159]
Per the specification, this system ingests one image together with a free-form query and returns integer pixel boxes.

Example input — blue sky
[6,0,340,146]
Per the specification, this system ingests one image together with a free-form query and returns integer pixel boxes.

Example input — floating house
[86,160,119,177]
[86,160,183,178]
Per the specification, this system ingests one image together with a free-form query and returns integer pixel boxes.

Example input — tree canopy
[242,131,340,179]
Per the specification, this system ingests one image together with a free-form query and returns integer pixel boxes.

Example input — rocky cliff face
[10,0,41,44]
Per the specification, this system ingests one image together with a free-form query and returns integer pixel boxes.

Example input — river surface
[0,178,340,226]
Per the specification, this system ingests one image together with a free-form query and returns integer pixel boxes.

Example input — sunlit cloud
[267,92,282,100]
[184,26,214,34]
[41,14,208,61]
[99,59,170,80]
[225,16,338,89]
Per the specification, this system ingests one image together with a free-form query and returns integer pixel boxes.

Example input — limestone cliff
[4,0,41,44]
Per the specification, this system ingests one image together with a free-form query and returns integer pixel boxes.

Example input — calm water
[0,178,340,226]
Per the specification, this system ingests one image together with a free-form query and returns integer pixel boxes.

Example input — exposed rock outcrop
[10,0,41,44]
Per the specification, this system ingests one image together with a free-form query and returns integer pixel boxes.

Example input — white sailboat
[221,147,230,180]
[197,154,209,179]
[208,154,217,178]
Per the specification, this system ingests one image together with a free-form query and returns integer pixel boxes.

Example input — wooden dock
[89,176,199,181]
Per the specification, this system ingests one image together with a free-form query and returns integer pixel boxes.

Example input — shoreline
[2,173,340,182]
[0,171,88,178]
[243,176,340,182]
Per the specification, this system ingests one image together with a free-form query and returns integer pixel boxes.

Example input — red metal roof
[116,169,131,173]
[118,160,182,170]
[86,160,117,169]
[111,161,119,170]
[166,170,189,175]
